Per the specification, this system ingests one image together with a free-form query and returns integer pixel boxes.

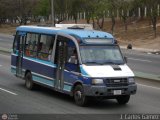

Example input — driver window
[65,43,80,72]
[68,47,78,64]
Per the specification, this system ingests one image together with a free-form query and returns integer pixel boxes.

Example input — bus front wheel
[73,85,88,106]
[25,72,34,90]
[116,95,130,105]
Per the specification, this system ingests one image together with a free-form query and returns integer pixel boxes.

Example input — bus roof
[16,26,114,39]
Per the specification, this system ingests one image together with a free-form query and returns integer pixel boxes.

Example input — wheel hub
[76,91,82,99]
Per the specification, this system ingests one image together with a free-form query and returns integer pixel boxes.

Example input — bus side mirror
[124,56,127,63]
[115,39,118,44]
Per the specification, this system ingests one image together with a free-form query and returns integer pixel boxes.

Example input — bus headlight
[128,78,135,84]
[92,79,103,84]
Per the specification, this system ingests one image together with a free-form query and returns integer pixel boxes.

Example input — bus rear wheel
[25,72,35,90]
[116,95,130,105]
[73,85,88,106]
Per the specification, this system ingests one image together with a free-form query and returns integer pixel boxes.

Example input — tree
[132,0,160,37]
[94,0,106,29]
[0,0,18,24]
[69,0,84,23]
[118,0,132,31]
[82,0,95,24]
[82,0,106,29]
[106,0,119,34]
[0,0,40,25]
[144,0,160,37]
[132,0,146,19]
[34,0,50,22]
[53,0,70,23]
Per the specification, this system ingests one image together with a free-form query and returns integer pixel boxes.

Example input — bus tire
[116,95,130,105]
[73,85,88,106]
[25,72,34,90]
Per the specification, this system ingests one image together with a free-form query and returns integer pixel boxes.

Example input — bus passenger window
[38,34,54,61]
[25,33,39,57]
[48,44,53,60]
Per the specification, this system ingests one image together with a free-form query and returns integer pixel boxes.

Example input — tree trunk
[74,14,77,24]
[100,17,104,30]
[96,18,100,29]
[151,16,157,38]
[111,16,115,34]
[86,16,90,24]
[125,21,127,31]
[92,17,95,29]
[87,19,90,24]
[122,16,128,31]
[96,17,104,30]
[0,19,2,26]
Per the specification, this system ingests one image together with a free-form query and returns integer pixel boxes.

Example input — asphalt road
[0,54,160,116]
[122,49,160,76]
[0,33,13,49]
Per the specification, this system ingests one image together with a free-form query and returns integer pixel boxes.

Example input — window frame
[37,34,55,61]
[12,32,19,54]
[24,32,40,58]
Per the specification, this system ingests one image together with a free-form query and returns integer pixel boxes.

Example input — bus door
[54,35,67,90]
[16,32,25,77]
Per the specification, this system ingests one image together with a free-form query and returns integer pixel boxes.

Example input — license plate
[113,90,122,95]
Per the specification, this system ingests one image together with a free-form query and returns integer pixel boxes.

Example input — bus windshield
[80,45,124,65]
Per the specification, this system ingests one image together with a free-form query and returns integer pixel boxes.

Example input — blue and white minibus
[11,24,137,106]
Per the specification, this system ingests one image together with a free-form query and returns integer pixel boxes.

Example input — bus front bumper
[83,84,137,97]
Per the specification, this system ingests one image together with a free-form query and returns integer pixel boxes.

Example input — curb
[120,46,160,53]
[0,47,11,54]
[134,71,160,82]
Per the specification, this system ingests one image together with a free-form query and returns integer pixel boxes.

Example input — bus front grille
[104,78,128,87]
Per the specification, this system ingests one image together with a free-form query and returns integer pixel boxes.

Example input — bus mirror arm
[124,56,127,63]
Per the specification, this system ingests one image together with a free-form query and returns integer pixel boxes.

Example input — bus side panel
[63,71,92,93]
[63,71,77,92]
[11,54,18,74]
[22,57,56,87]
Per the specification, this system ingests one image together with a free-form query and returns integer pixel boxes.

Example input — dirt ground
[0,18,160,50]
[103,18,160,50]
[0,24,17,35]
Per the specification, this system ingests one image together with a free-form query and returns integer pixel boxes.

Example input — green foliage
[0,0,160,34]
[69,0,85,23]
[34,0,50,16]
